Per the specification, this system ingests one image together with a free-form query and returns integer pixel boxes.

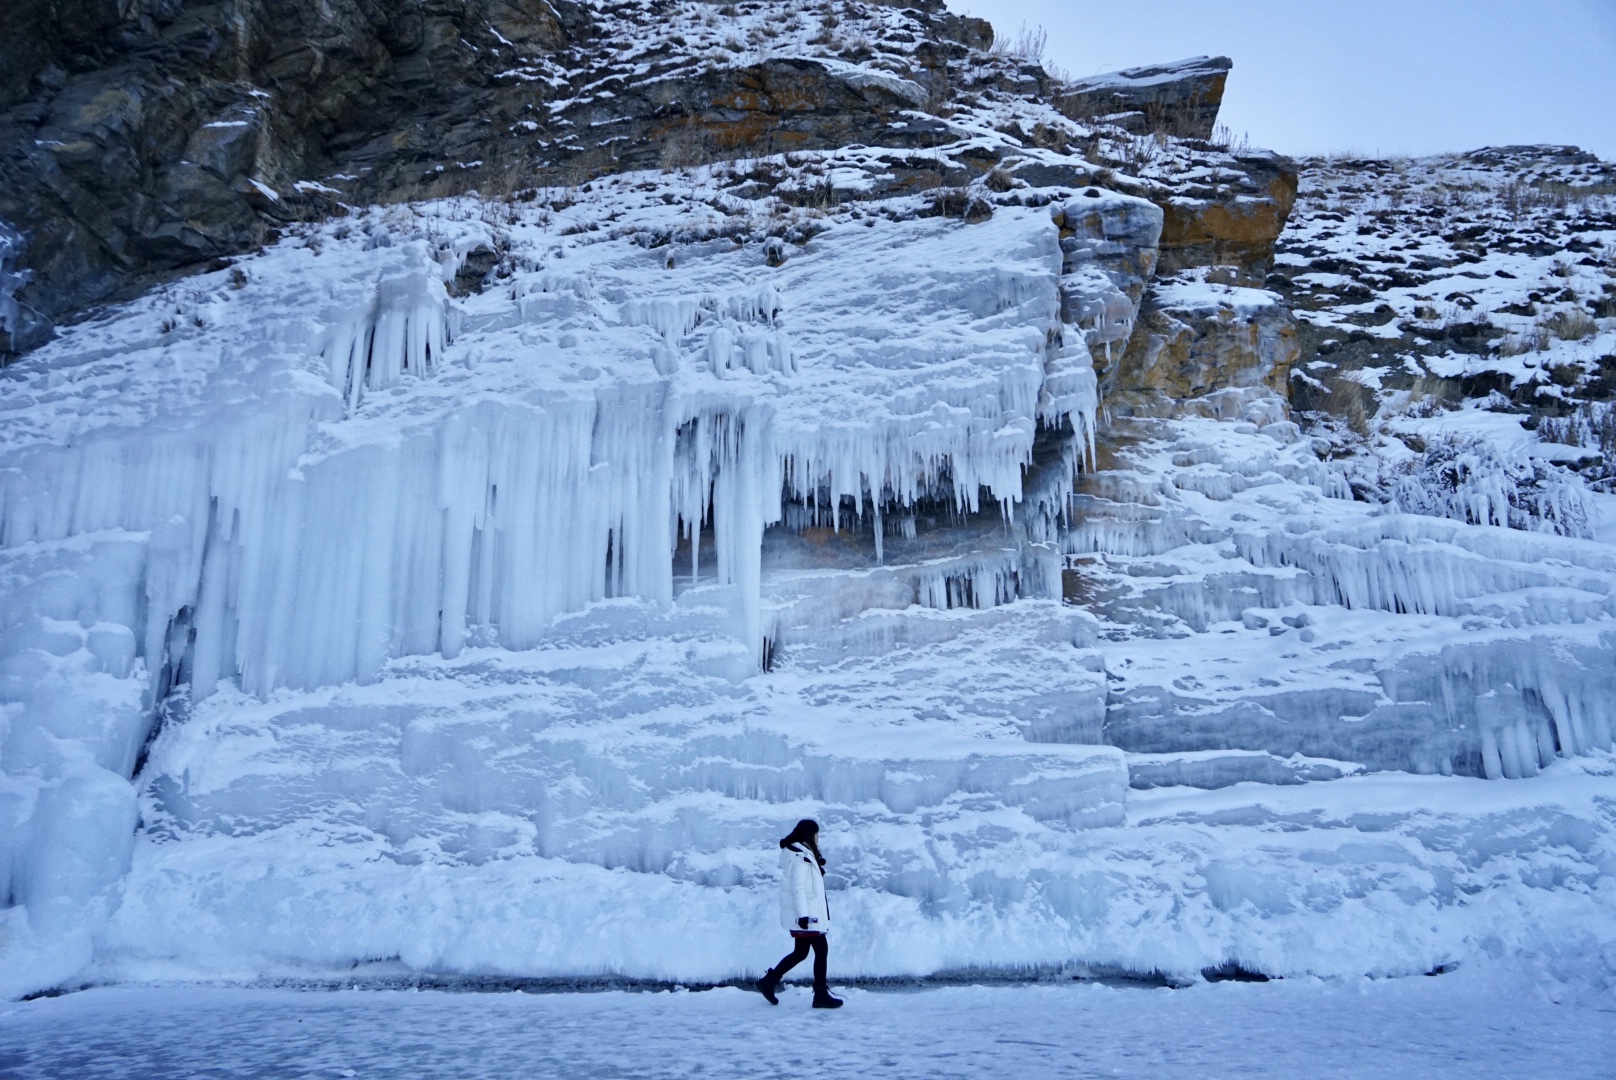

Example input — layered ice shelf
[1067,417,1616,778]
[89,603,1616,991]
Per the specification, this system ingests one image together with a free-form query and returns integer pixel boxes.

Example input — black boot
[757,969,781,1005]
[812,989,843,1009]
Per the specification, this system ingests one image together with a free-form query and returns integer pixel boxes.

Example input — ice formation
[0,221,27,348]
[1,155,1613,1000]
[0,191,1126,695]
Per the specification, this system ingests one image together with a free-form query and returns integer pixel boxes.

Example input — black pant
[772,932,828,991]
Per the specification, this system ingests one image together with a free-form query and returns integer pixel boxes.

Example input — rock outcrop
[1154,150,1298,283]
[0,0,1300,464]
[0,0,577,348]
[1,0,1294,373]
[1054,191,1163,371]
[0,0,1007,351]
[1057,55,1231,140]
[1106,282,1298,416]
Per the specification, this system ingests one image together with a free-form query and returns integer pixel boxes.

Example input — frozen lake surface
[1,968,1610,1079]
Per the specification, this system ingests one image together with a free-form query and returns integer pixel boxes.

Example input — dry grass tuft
[1543,306,1598,342]
[989,22,1047,63]
[1499,307,1599,355]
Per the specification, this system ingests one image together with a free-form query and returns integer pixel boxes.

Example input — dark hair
[779,818,824,870]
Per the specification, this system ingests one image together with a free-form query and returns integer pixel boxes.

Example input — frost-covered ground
[2,968,1613,1080]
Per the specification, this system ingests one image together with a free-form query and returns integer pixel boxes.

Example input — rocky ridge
[0,0,1292,382]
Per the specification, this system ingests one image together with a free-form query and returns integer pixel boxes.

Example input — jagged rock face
[0,0,998,350]
[1155,152,1298,283]
[1053,192,1163,378]
[0,0,575,346]
[1006,154,1296,289]
[1002,55,1294,288]
[543,57,949,178]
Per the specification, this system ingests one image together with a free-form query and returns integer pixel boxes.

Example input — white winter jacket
[779,843,830,933]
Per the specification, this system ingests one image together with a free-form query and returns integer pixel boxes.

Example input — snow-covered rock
[1059,56,1233,141]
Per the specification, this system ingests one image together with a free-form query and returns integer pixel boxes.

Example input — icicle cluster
[622,285,793,378]
[322,242,452,413]
[1383,434,1591,538]
[0,193,1162,709]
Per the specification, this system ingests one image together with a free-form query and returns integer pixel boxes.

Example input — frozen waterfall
[0,195,1131,702]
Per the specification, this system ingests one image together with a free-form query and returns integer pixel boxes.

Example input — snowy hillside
[1276,146,1616,510]
[1,2,1614,1003]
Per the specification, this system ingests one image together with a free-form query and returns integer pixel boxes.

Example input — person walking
[756,819,843,1009]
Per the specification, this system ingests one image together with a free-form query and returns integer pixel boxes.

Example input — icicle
[321,244,450,413]
[873,498,883,565]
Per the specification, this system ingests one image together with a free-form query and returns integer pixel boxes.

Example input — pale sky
[948,1,1616,160]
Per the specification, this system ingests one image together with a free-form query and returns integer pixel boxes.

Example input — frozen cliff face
[1,6,1614,1003]
[0,165,1163,995]
[1,155,1612,1000]
[1067,416,1616,775]
[0,0,988,343]
[0,176,1143,694]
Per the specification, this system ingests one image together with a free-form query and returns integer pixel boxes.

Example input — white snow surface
[2,160,1615,1000]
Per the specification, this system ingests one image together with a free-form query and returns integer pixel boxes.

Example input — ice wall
[7,165,1611,1001]
[1070,418,1616,776]
[0,188,1156,705]
[86,601,1616,991]
[322,244,452,412]
[0,181,1172,995]
[0,534,148,996]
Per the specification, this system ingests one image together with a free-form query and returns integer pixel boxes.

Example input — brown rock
[1156,154,1298,283]
[484,0,568,50]
[1108,283,1299,410]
